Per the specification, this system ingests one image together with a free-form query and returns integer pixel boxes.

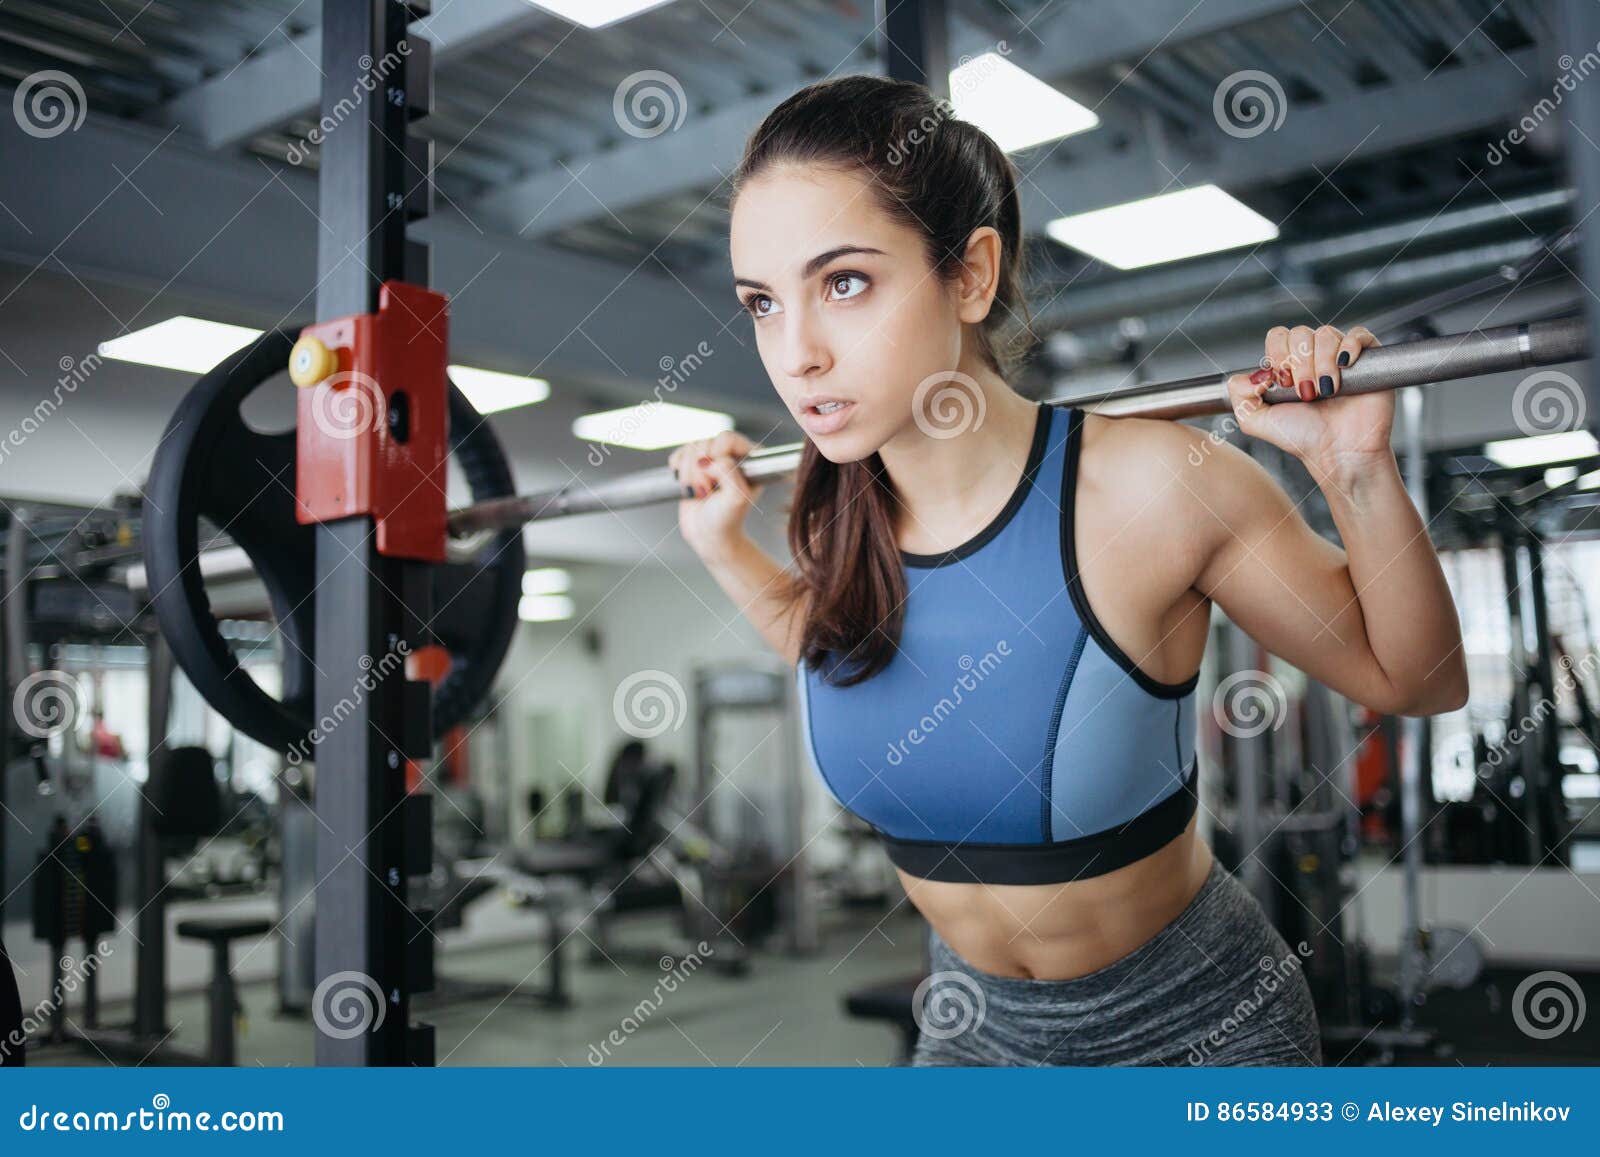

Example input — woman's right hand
[669,430,763,561]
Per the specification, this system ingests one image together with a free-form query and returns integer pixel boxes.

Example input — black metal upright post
[1564,0,1600,445]
[312,0,436,1067]
[876,0,950,98]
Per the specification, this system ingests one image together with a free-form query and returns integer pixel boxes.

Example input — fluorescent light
[1484,430,1599,468]
[525,0,676,28]
[98,317,263,374]
[449,365,550,414]
[950,53,1098,153]
[572,402,733,450]
[1045,185,1279,270]
[522,567,571,596]
[1578,468,1600,491]
[1545,465,1581,488]
[518,594,575,622]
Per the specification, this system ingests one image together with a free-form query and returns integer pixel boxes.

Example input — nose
[777,305,830,381]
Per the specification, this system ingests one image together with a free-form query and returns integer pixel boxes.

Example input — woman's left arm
[1191,323,1469,717]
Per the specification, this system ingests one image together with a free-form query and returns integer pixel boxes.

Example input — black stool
[176,917,272,1065]
[843,977,923,1065]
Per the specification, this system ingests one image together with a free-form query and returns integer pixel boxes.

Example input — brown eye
[827,272,868,301]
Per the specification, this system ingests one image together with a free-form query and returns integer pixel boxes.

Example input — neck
[877,366,1040,540]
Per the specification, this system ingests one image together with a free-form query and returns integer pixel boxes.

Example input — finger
[708,430,747,459]
[1313,325,1342,398]
[704,455,757,501]
[1264,326,1290,391]
[1337,325,1380,370]
[1287,325,1316,402]
[1227,367,1274,420]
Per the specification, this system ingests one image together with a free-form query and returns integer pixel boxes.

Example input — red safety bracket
[290,280,449,562]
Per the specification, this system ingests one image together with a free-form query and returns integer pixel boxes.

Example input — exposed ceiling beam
[472,0,1307,237]
[1016,46,1543,229]
[0,110,772,416]
[147,0,553,150]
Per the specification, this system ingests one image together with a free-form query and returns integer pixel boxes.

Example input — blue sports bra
[795,401,1199,885]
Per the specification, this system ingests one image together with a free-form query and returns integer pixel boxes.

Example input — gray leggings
[910,858,1322,1066]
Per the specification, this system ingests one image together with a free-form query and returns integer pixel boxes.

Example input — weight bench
[175,917,273,1066]
[843,977,923,1065]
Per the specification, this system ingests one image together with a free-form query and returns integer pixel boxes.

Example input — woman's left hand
[1225,323,1387,476]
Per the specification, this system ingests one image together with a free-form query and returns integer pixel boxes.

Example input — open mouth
[810,401,849,414]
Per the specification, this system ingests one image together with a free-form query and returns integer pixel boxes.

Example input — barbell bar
[446,315,1590,538]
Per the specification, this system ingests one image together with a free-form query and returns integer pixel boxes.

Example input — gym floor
[18,908,928,1068]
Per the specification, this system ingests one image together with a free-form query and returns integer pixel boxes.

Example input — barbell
[141,313,1588,755]
[445,315,1589,536]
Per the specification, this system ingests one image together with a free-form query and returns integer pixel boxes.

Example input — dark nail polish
[1337,350,1350,367]
[1249,368,1272,385]
[1299,379,1314,401]
[1318,374,1334,398]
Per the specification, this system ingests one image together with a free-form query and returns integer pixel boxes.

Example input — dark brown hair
[731,74,1033,685]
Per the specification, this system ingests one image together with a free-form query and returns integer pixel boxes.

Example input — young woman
[667,75,1468,1066]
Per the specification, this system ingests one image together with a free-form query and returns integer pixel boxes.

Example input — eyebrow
[733,245,887,293]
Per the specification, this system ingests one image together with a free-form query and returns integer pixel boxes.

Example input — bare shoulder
[1079,410,1280,532]
[1075,411,1270,588]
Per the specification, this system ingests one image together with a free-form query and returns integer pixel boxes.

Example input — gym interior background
[0,0,1598,1068]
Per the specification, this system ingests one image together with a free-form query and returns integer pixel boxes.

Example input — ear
[954,226,1002,325]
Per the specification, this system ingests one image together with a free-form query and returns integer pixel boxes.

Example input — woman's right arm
[669,431,806,666]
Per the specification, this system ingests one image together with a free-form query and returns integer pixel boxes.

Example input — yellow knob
[289,337,338,388]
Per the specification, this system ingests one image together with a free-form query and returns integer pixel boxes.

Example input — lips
[798,397,855,436]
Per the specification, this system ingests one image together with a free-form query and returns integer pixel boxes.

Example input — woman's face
[730,164,988,463]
